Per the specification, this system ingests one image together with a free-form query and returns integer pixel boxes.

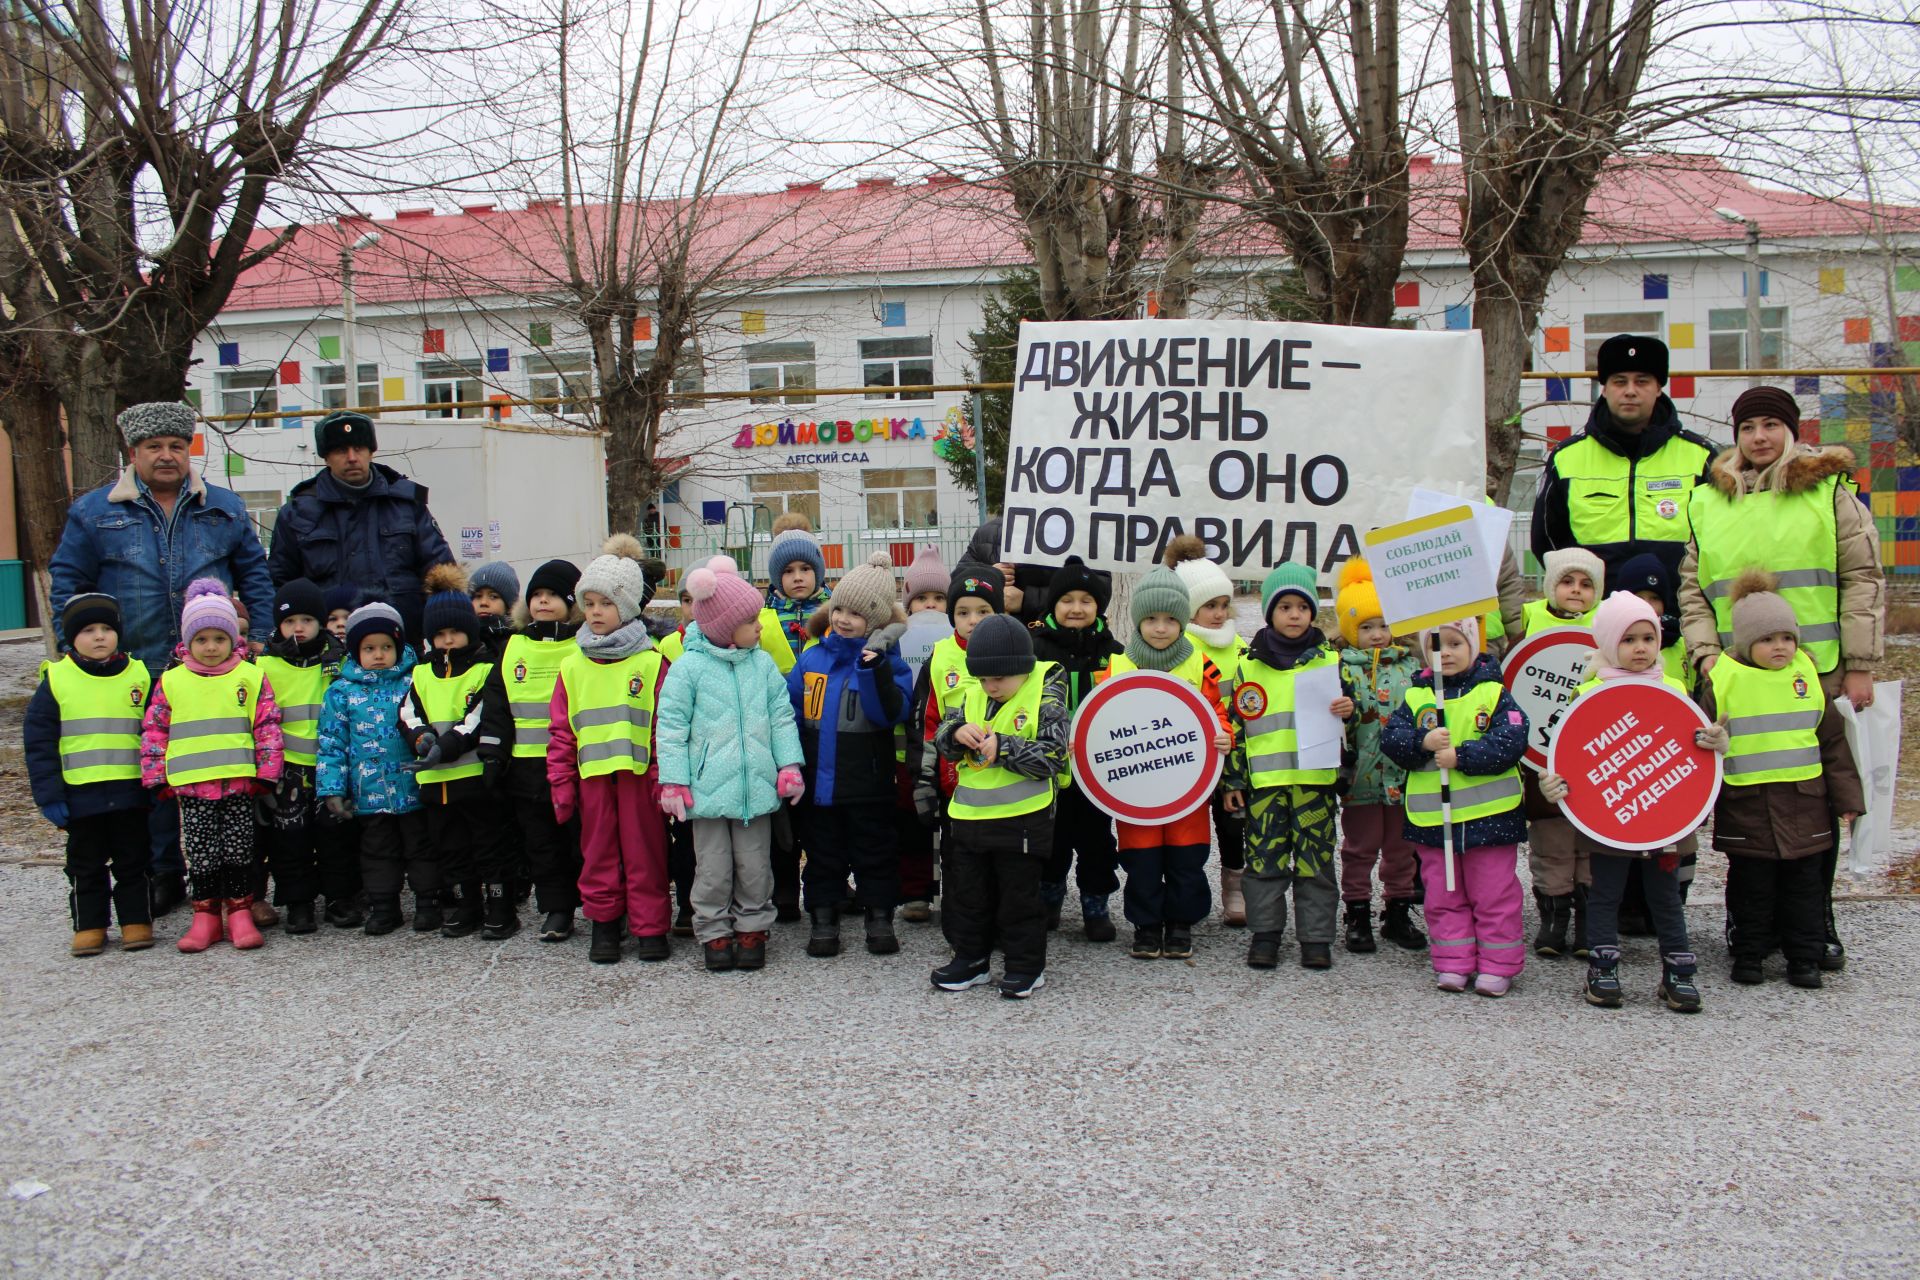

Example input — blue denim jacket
[49,470,276,666]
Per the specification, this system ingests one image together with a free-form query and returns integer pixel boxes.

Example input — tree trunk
[0,359,72,647]
[1474,287,1531,504]
[67,347,124,495]
[603,388,653,539]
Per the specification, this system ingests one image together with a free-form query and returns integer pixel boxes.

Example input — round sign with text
[1070,671,1223,824]
[1545,679,1722,851]
[1502,626,1599,772]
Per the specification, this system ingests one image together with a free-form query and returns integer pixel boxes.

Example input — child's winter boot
[735,931,768,970]
[441,882,484,938]
[225,898,265,950]
[864,906,899,955]
[1039,881,1066,931]
[1380,897,1426,949]
[1532,890,1570,957]
[1570,885,1591,959]
[1300,941,1333,970]
[363,895,404,936]
[284,901,317,935]
[120,923,154,951]
[70,929,107,957]
[411,891,443,933]
[806,906,840,957]
[633,933,670,961]
[480,883,520,940]
[899,898,932,923]
[1343,901,1376,954]
[1657,952,1701,1013]
[588,919,624,963]
[176,901,224,953]
[1584,947,1623,1008]
[1130,926,1164,960]
[1163,925,1193,960]
[1246,932,1281,969]
[538,910,573,942]
[1081,894,1116,942]
[704,936,737,971]
[1787,959,1823,989]
[1220,868,1247,927]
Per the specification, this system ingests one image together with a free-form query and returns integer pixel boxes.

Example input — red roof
[221,156,1919,313]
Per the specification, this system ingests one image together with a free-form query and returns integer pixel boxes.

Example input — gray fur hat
[117,402,197,447]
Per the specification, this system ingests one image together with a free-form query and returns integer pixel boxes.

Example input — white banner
[1003,319,1486,576]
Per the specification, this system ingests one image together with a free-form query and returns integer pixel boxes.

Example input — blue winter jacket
[1378,653,1530,850]
[786,629,913,806]
[23,653,153,824]
[316,645,422,814]
[267,463,454,645]
[656,623,804,821]
[49,469,275,665]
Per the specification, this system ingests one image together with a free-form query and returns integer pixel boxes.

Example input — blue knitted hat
[768,526,825,591]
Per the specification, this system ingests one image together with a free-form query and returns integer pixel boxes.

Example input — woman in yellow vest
[399,564,518,942]
[1378,616,1531,997]
[1697,570,1863,991]
[546,537,672,965]
[484,558,584,943]
[1680,386,1884,972]
[139,580,285,953]
[25,593,155,956]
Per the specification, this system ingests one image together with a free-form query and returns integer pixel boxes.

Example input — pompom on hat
[1729,567,1800,659]
[421,563,480,646]
[1333,558,1384,647]
[686,555,763,644]
[830,551,902,633]
[576,534,656,623]
[1165,535,1233,618]
[180,578,240,647]
[902,544,950,601]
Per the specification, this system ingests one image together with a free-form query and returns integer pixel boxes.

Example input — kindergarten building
[196,155,1920,585]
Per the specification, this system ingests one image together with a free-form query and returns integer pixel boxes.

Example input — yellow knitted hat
[1333,557,1384,646]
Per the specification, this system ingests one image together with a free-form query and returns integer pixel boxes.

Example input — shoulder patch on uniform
[1234,684,1267,720]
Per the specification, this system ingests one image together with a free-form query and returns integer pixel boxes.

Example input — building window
[218,370,277,420]
[318,363,380,410]
[744,340,817,405]
[859,336,933,401]
[526,352,594,412]
[1708,308,1786,370]
[748,471,820,529]
[862,467,938,531]
[1582,312,1663,390]
[641,346,704,402]
[421,359,484,418]
[234,489,284,546]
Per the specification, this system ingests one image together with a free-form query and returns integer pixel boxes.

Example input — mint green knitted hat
[1261,562,1319,622]
[1131,564,1191,628]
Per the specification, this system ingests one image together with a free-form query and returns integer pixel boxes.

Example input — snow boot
[1584,947,1624,1008]
[899,899,932,923]
[1533,890,1571,958]
[1081,894,1116,942]
[932,955,991,991]
[1657,952,1702,1013]
[284,901,318,935]
[1162,926,1193,960]
[735,931,768,970]
[119,924,154,952]
[1300,941,1333,970]
[225,898,265,950]
[1380,897,1426,950]
[1570,884,1591,959]
[480,883,520,941]
[411,891,443,933]
[441,882,484,938]
[176,901,224,953]
[1246,932,1282,969]
[588,919,624,964]
[1220,868,1247,927]
[864,906,899,955]
[1787,959,1823,990]
[1039,881,1066,931]
[363,895,404,936]
[704,936,737,972]
[70,929,107,957]
[633,934,671,962]
[1130,926,1164,960]
[325,897,364,929]
[806,906,840,958]
[1343,901,1376,954]
[672,902,695,938]
[538,910,573,942]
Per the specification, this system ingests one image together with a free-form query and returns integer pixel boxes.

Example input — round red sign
[1544,679,1722,851]
[1502,626,1599,771]
[1070,671,1224,823]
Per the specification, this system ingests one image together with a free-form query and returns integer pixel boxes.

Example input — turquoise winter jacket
[656,622,804,821]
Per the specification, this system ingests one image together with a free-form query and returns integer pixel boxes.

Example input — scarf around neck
[576,616,655,661]
[1126,631,1193,672]
[1188,620,1237,650]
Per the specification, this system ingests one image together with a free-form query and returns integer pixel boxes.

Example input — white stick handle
[1433,667,1456,893]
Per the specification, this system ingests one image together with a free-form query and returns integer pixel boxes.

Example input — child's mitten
[777,766,805,805]
[659,783,692,822]
[1694,717,1730,755]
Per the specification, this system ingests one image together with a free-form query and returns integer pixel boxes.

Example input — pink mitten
[553,779,579,825]
[777,766,805,804]
[659,783,692,822]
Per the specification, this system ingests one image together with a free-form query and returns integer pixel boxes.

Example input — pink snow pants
[1339,802,1418,902]
[1415,842,1525,978]
[577,771,670,937]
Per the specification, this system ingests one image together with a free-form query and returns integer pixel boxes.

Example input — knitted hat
[1596,334,1668,385]
[1132,564,1191,628]
[767,514,825,590]
[117,402,196,447]
[1615,552,1676,616]
[1729,568,1799,659]
[1543,547,1605,603]
[1164,535,1232,617]
[1591,591,1660,670]
[1333,558,1384,646]
[1260,562,1319,623]
[1417,616,1482,666]
[61,593,120,641]
[965,613,1035,678]
[1049,555,1112,616]
[313,410,377,456]
[687,555,763,643]
[526,558,582,607]
[1730,385,1800,437]
[180,578,240,647]
[831,552,900,633]
[322,584,361,618]
[469,561,521,610]
[947,568,1003,621]
[421,563,480,646]
[576,534,654,623]
[272,578,326,626]
[902,544,950,601]
[345,601,405,655]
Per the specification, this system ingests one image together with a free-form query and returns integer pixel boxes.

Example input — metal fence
[647,521,987,588]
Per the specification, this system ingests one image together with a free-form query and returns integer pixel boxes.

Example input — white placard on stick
[1360,505,1499,637]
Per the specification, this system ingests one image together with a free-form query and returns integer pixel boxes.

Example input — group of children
[29,511,1863,1008]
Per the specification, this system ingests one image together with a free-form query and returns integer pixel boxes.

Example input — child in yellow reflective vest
[140,579,284,954]
[894,542,950,923]
[546,537,671,965]
[1696,569,1862,991]
[1523,547,1605,960]
[25,593,155,956]
[1166,536,1248,929]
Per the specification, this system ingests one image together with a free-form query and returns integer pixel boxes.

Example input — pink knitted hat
[901,544,949,600]
[686,555,763,645]
[180,578,240,646]
[1417,615,1481,666]
[1590,590,1660,671]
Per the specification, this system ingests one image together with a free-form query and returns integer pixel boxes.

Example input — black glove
[322,795,355,825]
[412,731,440,760]
[403,739,445,773]
[256,786,281,816]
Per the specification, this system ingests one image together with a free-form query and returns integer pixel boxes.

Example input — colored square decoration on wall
[1145,292,1160,318]
[741,310,766,335]
[488,394,511,419]
[882,302,906,328]
[218,342,239,366]
[1740,271,1770,297]
[189,433,204,457]
[1844,374,1870,394]
[529,322,552,347]
[381,377,405,402]
[1821,393,1848,420]
[1642,274,1668,300]
[184,389,202,410]
[1819,267,1847,295]
[225,454,245,478]
[1794,376,1821,396]
[1899,265,1920,292]
[1393,281,1420,308]
[700,501,724,525]
[318,336,340,360]
[1899,316,1920,343]
[1543,326,1570,353]
[423,328,445,354]
[278,361,300,385]
[486,348,509,373]
[1872,441,1896,468]
[281,404,302,430]
[1547,425,1572,443]
[1668,375,1696,399]
[1445,304,1471,331]
[1801,419,1821,444]
[1898,487,1920,516]
[822,543,845,571]
[1842,317,1871,345]
[633,316,652,342]
[1545,377,1570,402]
[1669,323,1695,350]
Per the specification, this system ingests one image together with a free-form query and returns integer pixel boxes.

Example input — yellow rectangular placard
[1362,505,1499,637]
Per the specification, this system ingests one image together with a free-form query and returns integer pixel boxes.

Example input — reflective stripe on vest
[1552,431,1711,547]
[1402,682,1523,825]
[928,636,974,717]
[502,634,578,758]
[1521,599,1596,637]
[1689,474,1845,674]
[412,662,495,783]
[256,656,330,767]
[1234,648,1339,788]
[560,649,662,779]
[49,657,149,784]
[1710,651,1823,784]
[948,663,1056,821]
[161,663,265,785]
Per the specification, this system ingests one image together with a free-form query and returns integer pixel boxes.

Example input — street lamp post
[340,230,381,409]
[1716,207,1763,388]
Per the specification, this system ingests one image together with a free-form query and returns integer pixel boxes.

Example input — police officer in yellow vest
[24,593,157,956]
[400,565,517,941]
[1532,335,1718,586]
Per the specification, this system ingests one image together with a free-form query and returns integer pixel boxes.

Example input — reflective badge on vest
[131,684,145,707]
[627,675,644,698]
[514,661,528,683]
[1793,675,1809,699]
[235,682,250,707]
[1657,499,1678,519]
[1234,684,1267,720]
[1475,708,1491,732]
[1417,707,1440,731]
[944,669,959,690]
[1013,711,1028,732]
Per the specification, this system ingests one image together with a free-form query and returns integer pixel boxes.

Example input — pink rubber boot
[225,898,265,950]
[176,901,224,953]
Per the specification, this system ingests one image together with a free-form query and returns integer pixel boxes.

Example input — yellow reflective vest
[1551,430,1713,549]
[49,657,148,785]
[1521,599,1596,637]
[559,649,663,779]
[256,656,329,768]
[1232,647,1340,788]
[412,662,494,784]
[1403,682,1523,827]
[1710,650,1824,785]
[1189,630,1248,702]
[161,663,266,785]
[1688,474,1846,674]
[501,633,578,759]
[927,635,975,719]
[948,662,1058,821]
